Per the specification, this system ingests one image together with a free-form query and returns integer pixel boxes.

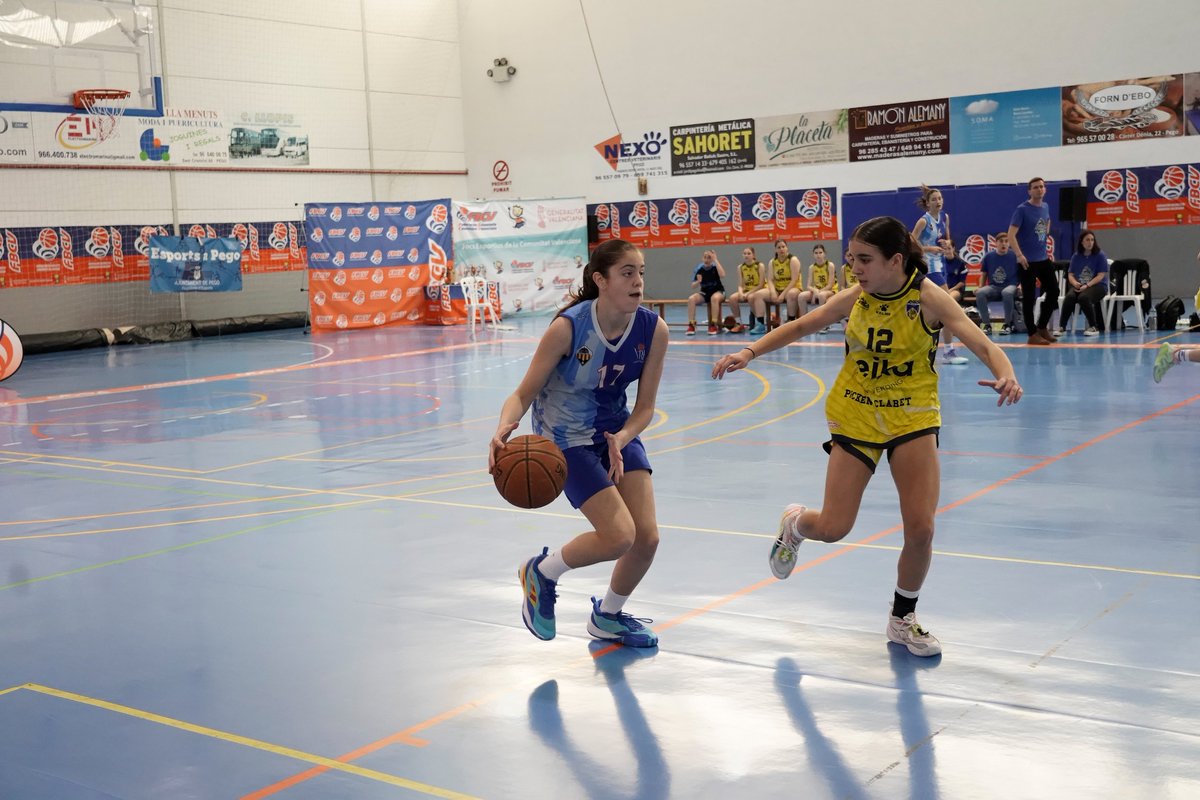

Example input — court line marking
[0,340,511,409]
[0,684,479,800]
[242,371,1200,798]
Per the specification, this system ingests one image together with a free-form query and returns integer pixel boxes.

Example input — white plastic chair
[1101,271,1145,332]
[460,276,498,335]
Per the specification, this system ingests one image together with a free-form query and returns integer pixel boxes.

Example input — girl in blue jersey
[490,239,670,648]
[713,217,1022,658]
[912,185,966,365]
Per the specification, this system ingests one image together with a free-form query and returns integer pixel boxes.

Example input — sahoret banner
[149,236,244,292]
[1086,162,1200,228]
[669,119,755,176]
[590,187,838,249]
[304,199,453,331]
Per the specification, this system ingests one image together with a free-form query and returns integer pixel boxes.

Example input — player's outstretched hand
[488,421,519,473]
[979,377,1023,406]
[712,348,753,380]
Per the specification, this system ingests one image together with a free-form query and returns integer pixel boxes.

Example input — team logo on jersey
[575,346,592,366]
[857,297,870,310]
[634,343,646,362]
[876,303,890,315]
[905,300,921,320]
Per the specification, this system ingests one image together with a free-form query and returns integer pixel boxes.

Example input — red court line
[242,392,1199,799]
[0,340,531,409]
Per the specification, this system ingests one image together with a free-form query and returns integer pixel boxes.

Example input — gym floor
[0,311,1197,799]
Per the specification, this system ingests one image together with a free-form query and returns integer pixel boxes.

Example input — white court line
[49,399,139,413]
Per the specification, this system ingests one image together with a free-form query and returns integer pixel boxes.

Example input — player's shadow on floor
[887,643,943,800]
[774,656,869,800]
[527,641,669,800]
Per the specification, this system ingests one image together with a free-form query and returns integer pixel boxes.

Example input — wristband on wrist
[743,346,757,360]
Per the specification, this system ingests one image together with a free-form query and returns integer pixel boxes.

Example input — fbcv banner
[589,187,839,249]
[304,199,453,331]
[0,224,169,288]
[149,236,244,292]
[181,221,306,273]
[1086,162,1200,228]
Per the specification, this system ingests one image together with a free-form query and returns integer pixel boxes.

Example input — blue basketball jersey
[532,301,659,449]
[917,211,945,273]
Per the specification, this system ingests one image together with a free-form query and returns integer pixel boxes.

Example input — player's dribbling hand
[603,430,625,484]
[979,377,1023,406]
[488,421,519,473]
[712,348,752,380]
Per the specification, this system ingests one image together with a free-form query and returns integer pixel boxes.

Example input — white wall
[0,0,468,334]
[458,0,1197,200]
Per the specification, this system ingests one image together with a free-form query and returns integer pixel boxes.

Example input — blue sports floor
[0,312,1197,799]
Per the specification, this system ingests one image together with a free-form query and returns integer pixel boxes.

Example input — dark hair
[851,216,926,275]
[995,231,1009,240]
[812,244,825,252]
[1028,176,1045,189]
[743,245,757,258]
[560,239,640,313]
[1076,229,1099,255]
[915,184,942,211]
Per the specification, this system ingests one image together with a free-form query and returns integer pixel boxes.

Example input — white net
[74,89,131,142]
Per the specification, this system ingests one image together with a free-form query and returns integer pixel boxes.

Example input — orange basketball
[493,434,567,509]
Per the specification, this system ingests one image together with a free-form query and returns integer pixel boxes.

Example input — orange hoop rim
[72,89,131,109]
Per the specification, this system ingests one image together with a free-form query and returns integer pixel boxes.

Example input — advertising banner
[0,223,167,288]
[452,198,587,315]
[592,129,670,183]
[755,109,849,167]
[1184,72,1200,135]
[8,106,307,167]
[590,187,839,249]
[669,118,755,176]
[149,236,244,292]
[949,88,1061,154]
[848,99,949,161]
[181,221,306,274]
[1086,163,1200,228]
[1061,75,1184,145]
[305,199,454,331]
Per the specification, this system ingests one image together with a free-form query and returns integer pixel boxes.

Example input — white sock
[895,585,920,599]
[599,588,629,615]
[537,549,571,582]
[1175,348,1193,365]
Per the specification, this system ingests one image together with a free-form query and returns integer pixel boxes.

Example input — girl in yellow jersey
[727,246,769,335]
[807,244,840,334]
[766,240,808,327]
[713,216,1021,658]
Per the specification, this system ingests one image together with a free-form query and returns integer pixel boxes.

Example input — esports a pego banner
[148,236,244,293]
[304,200,454,331]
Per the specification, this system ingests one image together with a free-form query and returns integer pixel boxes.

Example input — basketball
[493,434,567,509]
[0,320,24,382]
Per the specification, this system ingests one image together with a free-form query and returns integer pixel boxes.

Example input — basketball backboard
[0,0,163,117]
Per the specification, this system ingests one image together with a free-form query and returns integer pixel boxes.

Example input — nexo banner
[590,187,839,249]
[304,199,454,331]
[1086,162,1200,228]
[149,235,244,292]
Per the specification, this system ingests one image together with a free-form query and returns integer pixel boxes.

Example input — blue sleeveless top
[532,301,659,449]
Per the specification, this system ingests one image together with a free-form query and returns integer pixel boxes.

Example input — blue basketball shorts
[561,436,652,508]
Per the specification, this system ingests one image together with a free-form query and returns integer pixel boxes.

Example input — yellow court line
[10,684,479,800]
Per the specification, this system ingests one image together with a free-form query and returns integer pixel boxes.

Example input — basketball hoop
[72,89,131,142]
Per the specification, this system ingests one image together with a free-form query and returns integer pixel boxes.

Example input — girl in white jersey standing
[912,185,967,365]
[490,239,670,647]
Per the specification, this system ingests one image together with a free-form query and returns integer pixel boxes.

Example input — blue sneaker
[519,548,557,640]
[748,322,766,336]
[587,597,658,647]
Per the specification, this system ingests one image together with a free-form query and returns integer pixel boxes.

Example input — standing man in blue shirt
[1008,177,1058,345]
[975,232,1020,335]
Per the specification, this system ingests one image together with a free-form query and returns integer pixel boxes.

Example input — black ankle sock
[755,316,764,324]
[892,592,918,618]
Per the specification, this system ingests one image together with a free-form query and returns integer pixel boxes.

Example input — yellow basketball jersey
[841,264,858,287]
[826,272,941,446]
[771,257,794,292]
[810,262,838,291]
[740,261,764,290]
